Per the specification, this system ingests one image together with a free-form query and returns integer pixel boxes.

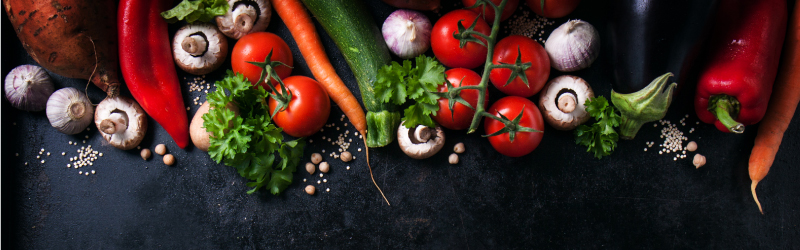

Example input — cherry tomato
[231,32,293,89]
[484,96,544,157]
[269,76,330,138]
[526,0,580,18]
[462,0,519,23]
[489,35,549,97]
[431,9,491,69]
[433,68,488,130]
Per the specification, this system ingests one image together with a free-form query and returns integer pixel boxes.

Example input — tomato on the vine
[269,76,330,138]
[489,35,549,97]
[433,68,488,130]
[484,96,544,157]
[431,9,491,69]
[462,0,519,23]
[526,0,580,18]
[231,32,293,89]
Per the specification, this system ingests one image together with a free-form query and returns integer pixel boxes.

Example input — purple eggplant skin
[608,0,718,94]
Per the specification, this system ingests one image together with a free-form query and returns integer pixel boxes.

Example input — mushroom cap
[215,0,271,40]
[173,23,228,75]
[95,96,147,150]
[190,101,212,152]
[538,75,594,131]
[397,122,446,159]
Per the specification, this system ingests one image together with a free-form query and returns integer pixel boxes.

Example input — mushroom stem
[181,34,208,56]
[234,6,257,34]
[412,126,431,143]
[99,111,128,135]
[557,93,577,113]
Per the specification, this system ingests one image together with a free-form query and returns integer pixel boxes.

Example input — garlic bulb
[46,87,94,135]
[4,64,54,111]
[545,20,600,72]
[382,9,431,59]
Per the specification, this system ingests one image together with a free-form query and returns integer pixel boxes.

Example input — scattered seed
[155,144,167,155]
[163,154,175,166]
[305,185,316,195]
[320,162,330,173]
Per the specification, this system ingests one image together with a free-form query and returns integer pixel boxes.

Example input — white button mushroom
[173,23,228,75]
[94,96,147,150]
[538,75,594,131]
[215,0,271,39]
[397,122,445,159]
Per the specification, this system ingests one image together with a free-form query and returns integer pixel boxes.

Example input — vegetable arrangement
[5,0,800,214]
[302,0,400,148]
[203,71,306,194]
[748,1,800,214]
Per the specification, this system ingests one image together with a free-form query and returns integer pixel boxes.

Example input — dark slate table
[4,0,800,248]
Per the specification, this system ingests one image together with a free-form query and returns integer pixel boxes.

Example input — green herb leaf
[574,96,621,159]
[203,71,305,195]
[161,0,229,24]
[375,55,446,128]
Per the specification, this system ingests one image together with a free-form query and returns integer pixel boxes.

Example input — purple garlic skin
[545,20,600,72]
[4,64,54,111]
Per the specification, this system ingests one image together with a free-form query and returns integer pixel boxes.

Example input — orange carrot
[270,0,367,136]
[271,0,390,205]
[749,1,800,214]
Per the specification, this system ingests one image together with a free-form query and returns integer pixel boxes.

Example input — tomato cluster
[232,32,330,138]
[428,0,580,157]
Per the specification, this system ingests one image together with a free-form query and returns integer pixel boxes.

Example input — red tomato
[484,96,544,157]
[489,35,549,97]
[231,32,293,89]
[431,10,491,69]
[432,68,488,130]
[462,0,519,23]
[526,0,580,18]
[269,76,330,138]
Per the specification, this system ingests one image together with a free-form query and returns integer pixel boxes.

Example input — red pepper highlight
[694,0,788,133]
[118,0,190,148]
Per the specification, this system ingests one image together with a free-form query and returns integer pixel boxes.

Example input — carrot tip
[364,136,390,206]
[751,181,764,214]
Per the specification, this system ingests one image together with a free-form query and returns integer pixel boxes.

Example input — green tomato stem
[466,0,507,134]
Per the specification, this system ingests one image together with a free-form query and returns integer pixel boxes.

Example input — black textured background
[4,0,800,249]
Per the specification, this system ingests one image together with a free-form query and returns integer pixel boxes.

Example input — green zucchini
[302,0,400,147]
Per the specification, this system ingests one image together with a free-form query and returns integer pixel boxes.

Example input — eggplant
[608,0,718,139]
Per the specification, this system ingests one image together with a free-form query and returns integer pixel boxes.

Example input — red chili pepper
[118,0,189,148]
[694,0,788,133]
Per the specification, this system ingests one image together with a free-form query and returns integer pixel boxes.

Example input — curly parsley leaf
[161,0,229,23]
[203,71,305,195]
[375,61,410,105]
[374,55,446,128]
[574,96,622,159]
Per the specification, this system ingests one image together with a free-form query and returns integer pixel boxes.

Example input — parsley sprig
[574,96,621,159]
[203,71,305,195]
[374,55,446,128]
[161,0,229,24]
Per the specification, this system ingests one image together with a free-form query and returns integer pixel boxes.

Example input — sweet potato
[3,0,120,95]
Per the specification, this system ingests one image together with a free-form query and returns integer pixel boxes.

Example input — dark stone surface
[3,0,800,249]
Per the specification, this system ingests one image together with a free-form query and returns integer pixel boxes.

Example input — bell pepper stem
[611,72,678,140]
[709,95,744,133]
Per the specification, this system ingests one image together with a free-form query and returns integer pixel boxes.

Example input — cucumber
[303,0,400,147]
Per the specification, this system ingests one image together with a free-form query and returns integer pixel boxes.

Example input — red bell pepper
[118,0,190,148]
[694,0,788,133]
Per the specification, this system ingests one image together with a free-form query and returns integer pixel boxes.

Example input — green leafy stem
[449,0,538,141]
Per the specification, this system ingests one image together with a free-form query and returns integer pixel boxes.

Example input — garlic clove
[4,64,54,112]
[46,87,94,135]
[382,9,431,59]
[545,20,601,72]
